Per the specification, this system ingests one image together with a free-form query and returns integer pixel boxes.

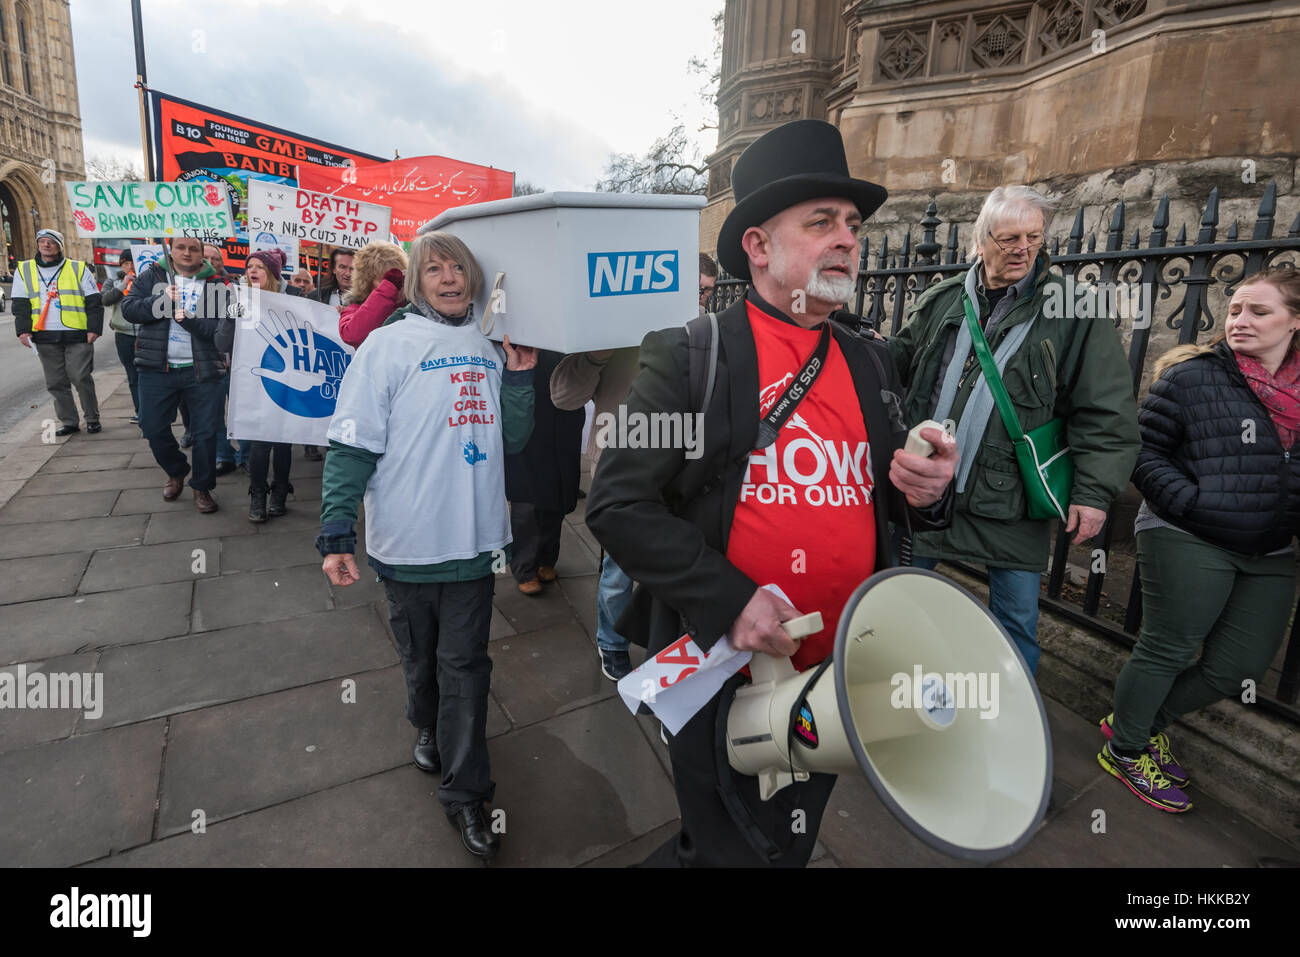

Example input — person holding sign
[11,229,104,436]
[317,232,537,862]
[215,248,296,523]
[585,120,958,867]
[123,236,236,512]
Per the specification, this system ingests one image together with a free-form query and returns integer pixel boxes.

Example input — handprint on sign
[249,307,352,418]
[252,309,328,393]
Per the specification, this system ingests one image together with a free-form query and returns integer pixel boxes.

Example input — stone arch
[0,160,50,269]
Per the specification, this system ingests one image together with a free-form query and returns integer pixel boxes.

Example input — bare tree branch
[84,155,144,181]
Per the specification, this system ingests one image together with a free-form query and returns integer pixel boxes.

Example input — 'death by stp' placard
[64,181,235,239]
[227,289,355,445]
[247,180,392,251]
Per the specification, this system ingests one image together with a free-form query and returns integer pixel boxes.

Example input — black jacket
[1134,340,1300,555]
[504,349,585,512]
[122,260,234,380]
[309,281,343,306]
[585,293,953,658]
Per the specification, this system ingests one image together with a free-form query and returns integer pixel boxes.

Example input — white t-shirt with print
[327,313,512,566]
[167,275,205,364]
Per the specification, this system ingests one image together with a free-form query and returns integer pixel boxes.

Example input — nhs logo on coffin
[587,250,679,297]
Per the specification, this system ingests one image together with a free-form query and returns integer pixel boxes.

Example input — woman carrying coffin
[317,232,537,861]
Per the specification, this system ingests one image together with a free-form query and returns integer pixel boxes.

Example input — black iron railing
[711,183,1300,720]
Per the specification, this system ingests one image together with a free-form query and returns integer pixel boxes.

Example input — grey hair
[404,232,483,310]
[969,186,1055,258]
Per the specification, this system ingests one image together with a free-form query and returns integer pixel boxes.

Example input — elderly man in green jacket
[887,185,1138,674]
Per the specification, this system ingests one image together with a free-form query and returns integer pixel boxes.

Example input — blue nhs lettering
[587,251,679,297]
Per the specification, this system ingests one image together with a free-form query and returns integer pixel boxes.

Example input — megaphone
[726,567,1052,862]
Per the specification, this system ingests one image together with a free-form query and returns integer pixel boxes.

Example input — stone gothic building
[0,0,87,275]
[702,0,1300,261]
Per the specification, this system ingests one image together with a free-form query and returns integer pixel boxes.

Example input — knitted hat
[246,247,287,277]
[36,228,66,252]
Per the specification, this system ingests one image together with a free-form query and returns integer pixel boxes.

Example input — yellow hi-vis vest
[17,259,89,331]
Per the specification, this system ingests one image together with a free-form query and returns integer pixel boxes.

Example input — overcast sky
[69,0,721,189]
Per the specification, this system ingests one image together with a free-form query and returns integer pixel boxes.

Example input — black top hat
[717,120,887,280]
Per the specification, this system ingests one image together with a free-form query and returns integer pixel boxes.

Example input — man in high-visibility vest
[13,229,105,436]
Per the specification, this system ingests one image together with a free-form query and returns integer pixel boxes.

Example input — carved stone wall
[702,0,1300,265]
[0,0,88,270]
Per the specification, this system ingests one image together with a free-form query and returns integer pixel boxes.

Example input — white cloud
[69,0,720,190]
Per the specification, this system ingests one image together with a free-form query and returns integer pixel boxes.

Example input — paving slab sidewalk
[1,376,1296,868]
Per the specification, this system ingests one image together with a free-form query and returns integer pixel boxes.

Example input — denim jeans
[137,367,226,492]
[911,556,1043,674]
[596,552,635,652]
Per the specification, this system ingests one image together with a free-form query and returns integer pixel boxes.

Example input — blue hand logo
[463,441,487,465]
[251,308,351,418]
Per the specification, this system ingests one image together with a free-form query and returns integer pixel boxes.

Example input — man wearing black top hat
[586,120,959,866]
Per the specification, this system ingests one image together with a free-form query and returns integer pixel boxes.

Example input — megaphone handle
[748,612,822,686]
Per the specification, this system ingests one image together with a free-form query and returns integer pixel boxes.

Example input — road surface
[0,303,122,438]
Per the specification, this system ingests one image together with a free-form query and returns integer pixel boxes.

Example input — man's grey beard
[804,270,856,304]
[769,236,857,308]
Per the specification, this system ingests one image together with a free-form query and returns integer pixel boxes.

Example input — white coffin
[421,191,705,354]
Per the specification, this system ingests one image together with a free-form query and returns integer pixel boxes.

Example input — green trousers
[1111,526,1295,752]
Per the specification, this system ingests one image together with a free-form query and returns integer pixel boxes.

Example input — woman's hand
[502,334,537,371]
[322,554,361,586]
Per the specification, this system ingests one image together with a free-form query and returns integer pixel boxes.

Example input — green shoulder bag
[961,294,1073,522]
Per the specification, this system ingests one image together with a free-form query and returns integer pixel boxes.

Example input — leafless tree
[84,155,145,182]
[595,123,708,196]
[512,180,545,197]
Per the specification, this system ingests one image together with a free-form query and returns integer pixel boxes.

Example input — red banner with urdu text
[298,156,514,242]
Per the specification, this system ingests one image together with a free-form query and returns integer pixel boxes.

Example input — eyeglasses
[990,235,1044,254]
[699,285,716,296]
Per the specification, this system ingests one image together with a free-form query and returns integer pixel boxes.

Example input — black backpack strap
[686,311,719,414]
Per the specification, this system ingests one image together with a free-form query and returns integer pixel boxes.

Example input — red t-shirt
[726,300,877,671]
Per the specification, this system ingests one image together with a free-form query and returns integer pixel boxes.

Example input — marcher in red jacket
[339,241,408,347]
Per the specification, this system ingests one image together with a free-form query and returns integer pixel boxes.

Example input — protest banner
[227,289,355,445]
[65,180,235,240]
[149,90,383,268]
[247,179,392,251]
[298,155,514,242]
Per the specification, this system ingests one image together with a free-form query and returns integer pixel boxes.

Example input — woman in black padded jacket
[1098,267,1300,814]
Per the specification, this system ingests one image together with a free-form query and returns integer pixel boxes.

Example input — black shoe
[599,648,632,681]
[248,489,267,523]
[413,726,440,774]
[180,432,193,448]
[303,445,322,461]
[451,803,499,860]
[267,483,292,517]
[86,422,102,434]
[215,461,236,476]
[54,425,79,437]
